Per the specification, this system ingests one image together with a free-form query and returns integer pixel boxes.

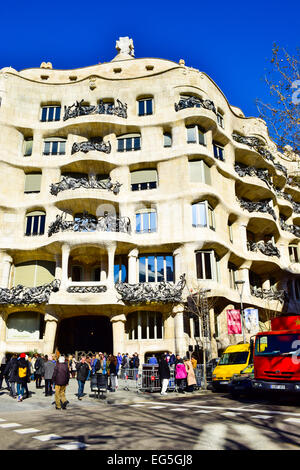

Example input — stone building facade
[0,37,299,362]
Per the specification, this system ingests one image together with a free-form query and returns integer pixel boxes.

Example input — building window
[131,169,158,191]
[189,160,211,184]
[186,125,206,145]
[117,134,141,152]
[127,311,163,340]
[217,111,224,128]
[163,132,172,148]
[23,138,33,157]
[249,271,262,292]
[43,138,66,156]
[41,106,61,122]
[195,250,219,281]
[24,173,42,193]
[138,254,174,283]
[136,209,157,233]
[25,211,46,236]
[192,201,215,230]
[13,260,55,287]
[213,142,225,161]
[138,98,153,116]
[228,222,233,243]
[228,263,237,289]
[289,245,299,263]
[114,256,128,283]
[71,265,83,282]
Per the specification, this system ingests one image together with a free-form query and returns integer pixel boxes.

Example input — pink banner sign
[227,309,242,335]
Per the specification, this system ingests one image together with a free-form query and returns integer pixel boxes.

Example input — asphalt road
[0,390,299,451]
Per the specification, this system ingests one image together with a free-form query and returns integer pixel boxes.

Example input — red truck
[253,315,300,393]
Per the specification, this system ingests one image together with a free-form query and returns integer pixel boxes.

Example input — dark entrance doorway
[55,316,113,355]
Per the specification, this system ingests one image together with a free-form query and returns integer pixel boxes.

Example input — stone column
[107,243,116,288]
[111,314,126,355]
[0,312,8,363]
[55,254,62,281]
[61,243,70,288]
[173,304,186,357]
[128,248,139,284]
[43,313,59,356]
[0,253,13,288]
[173,248,182,283]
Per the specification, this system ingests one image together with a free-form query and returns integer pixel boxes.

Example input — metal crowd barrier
[90,373,108,399]
[119,367,140,391]
[138,365,161,393]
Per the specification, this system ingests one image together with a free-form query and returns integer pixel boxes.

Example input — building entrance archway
[55,316,113,355]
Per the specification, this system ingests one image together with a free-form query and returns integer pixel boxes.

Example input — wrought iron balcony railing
[50,175,121,196]
[66,285,107,294]
[247,240,280,258]
[238,198,277,220]
[250,286,287,303]
[174,96,216,114]
[115,274,186,304]
[0,279,60,305]
[63,99,127,121]
[280,218,300,237]
[71,138,111,155]
[234,163,273,189]
[48,211,131,237]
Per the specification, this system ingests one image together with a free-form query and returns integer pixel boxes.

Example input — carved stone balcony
[250,286,287,303]
[174,96,216,114]
[50,175,121,196]
[247,240,280,258]
[71,138,111,155]
[0,279,60,305]
[115,274,186,304]
[238,198,277,220]
[48,211,131,237]
[234,163,272,189]
[63,98,127,121]
[280,218,300,237]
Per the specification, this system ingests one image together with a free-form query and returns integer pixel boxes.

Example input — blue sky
[1,0,299,117]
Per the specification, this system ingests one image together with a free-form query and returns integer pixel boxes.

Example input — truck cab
[212,343,252,391]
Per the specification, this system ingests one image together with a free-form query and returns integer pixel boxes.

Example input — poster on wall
[227,309,242,334]
[244,308,259,334]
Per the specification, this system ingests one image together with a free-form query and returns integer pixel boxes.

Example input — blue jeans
[77,380,85,397]
[17,382,28,397]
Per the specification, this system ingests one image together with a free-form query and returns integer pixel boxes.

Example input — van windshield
[218,351,249,365]
[255,334,300,356]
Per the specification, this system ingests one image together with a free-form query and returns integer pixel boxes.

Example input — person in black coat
[16,354,31,401]
[52,355,69,410]
[34,354,45,389]
[4,354,18,398]
[76,356,91,400]
[158,354,170,396]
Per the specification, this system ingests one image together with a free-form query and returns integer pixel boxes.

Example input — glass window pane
[52,141,58,155]
[187,127,196,143]
[120,264,127,282]
[126,138,132,151]
[138,100,144,116]
[165,256,174,282]
[114,264,120,283]
[44,142,50,155]
[25,216,32,236]
[164,133,172,147]
[32,216,39,235]
[156,256,164,282]
[148,256,156,282]
[198,202,207,227]
[149,312,155,339]
[39,215,45,235]
[150,211,156,232]
[198,129,205,145]
[48,107,54,122]
[146,99,153,115]
[136,213,142,232]
[196,253,203,279]
[139,257,146,282]
[143,213,149,232]
[55,107,61,121]
[41,108,47,122]
[59,141,66,155]
[134,137,141,150]
[192,204,198,226]
[141,313,147,339]
[118,139,124,152]
[156,314,163,339]
[204,252,212,279]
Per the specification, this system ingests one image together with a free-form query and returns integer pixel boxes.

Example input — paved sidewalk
[0,377,209,413]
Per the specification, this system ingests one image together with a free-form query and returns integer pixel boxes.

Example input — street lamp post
[199,288,211,390]
[235,280,246,344]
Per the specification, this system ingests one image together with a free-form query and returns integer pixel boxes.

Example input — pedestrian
[158,354,170,396]
[191,355,197,370]
[44,354,56,396]
[148,354,158,365]
[69,355,77,378]
[184,356,197,392]
[0,354,9,390]
[76,355,90,400]
[175,358,187,393]
[34,353,44,389]
[169,352,176,367]
[4,354,18,398]
[52,355,69,410]
[16,353,31,401]
[116,353,122,376]
[108,355,118,392]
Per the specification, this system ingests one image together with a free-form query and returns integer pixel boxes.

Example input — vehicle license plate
[270,384,285,390]
[220,381,228,384]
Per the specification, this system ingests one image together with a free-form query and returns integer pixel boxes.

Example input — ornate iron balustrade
[63,99,127,121]
[250,286,287,303]
[292,201,300,214]
[115,274,186,304]
[274,188,293,203]
[71,138,111,155]
[238,198,277,220]
[247,240,280,258]
[280,218,300,237]
[174,96,216,114]
[67,285,107,293]
[50,175,121,196]
[234,163,272,189]
[232,133,288,175]
[48,211,131,237]
[0,279,60,305]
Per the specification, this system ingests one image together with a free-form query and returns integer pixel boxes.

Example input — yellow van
[211,343,251,391]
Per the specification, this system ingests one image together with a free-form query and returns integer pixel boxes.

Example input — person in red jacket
[52,355,69,410]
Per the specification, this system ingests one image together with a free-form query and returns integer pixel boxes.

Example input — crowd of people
[0,350,198,408]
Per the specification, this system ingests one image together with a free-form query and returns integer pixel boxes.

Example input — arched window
[289,244,299,263]
[136,208,157,233]
[25,210,46,236]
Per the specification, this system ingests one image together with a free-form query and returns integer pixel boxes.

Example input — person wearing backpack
[16,353,30,401]
[4,354,18,398]
[76,355,91,400]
